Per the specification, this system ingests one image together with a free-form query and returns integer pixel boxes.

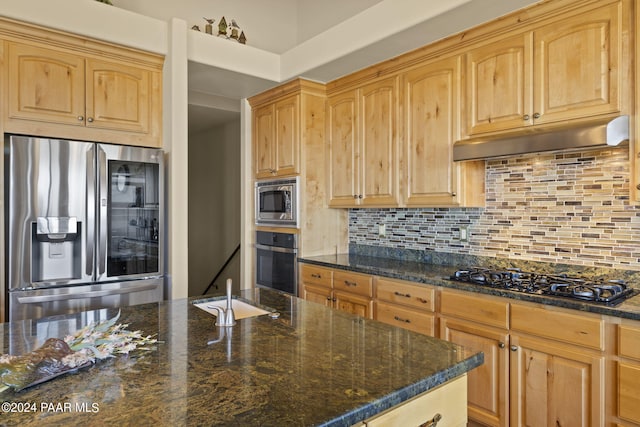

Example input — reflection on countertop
[0,288,482,426]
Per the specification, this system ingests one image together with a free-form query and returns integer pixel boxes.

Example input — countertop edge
[298,256,640,321]
[321,353,484,427]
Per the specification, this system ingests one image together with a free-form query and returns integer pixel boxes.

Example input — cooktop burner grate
[449,267,637,305]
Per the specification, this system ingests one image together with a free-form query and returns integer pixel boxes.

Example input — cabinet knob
[533,112,541,119]
[358,195,363,199]
[523,114,530,121]
[87,117,94,123]
[499,342,505,349]
[419,413,442,427]
[636,184,640,190]
[353,195,358,199]
[510,345,518,352]
[77,116,84,121]
[326,296,332,301]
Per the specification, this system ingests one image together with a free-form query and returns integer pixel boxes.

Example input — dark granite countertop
[298,254,640,321]
[0,288,482,426]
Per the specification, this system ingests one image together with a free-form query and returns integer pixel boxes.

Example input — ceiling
[185,0,540,133]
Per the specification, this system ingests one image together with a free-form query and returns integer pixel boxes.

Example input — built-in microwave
[255,177,298,227]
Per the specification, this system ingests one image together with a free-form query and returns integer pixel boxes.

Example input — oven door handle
[255,244,297,254]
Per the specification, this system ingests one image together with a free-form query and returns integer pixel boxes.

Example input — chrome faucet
[208,278,236,327]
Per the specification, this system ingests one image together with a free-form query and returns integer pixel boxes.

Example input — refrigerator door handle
[97,146,108,276]
[16,283,160,303]
[86,145,95,276]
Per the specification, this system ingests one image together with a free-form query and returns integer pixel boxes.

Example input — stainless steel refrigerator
[4,135,164,322]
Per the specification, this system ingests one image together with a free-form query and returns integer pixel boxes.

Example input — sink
[193,299,271,320]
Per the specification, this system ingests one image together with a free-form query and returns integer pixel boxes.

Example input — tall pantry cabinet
[248,79,347,261]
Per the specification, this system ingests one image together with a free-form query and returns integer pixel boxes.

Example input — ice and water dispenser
[31,217,82,282]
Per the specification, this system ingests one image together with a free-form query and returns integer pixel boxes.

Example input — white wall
[112,0,298,54]
[296,0,383,43]
[188,118,241,296]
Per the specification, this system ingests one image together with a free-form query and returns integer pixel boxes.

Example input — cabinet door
[441,318,509,427]
[465,33,533,136]
[403,56,461,206]
[302,284,332,308]
[327,89,359,207]
[86,58,151,134]
[376,302,435,336]
[254,103,276,178]
[334,290,373,319]
[533,2,621,125]
[359,77,399,206]
[273,95,300,177]
[510,334,604,427]
[7,42,85,126]
[618,362,640,424]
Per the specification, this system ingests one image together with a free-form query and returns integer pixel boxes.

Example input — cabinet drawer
[376,278,435,312]
[375,301,435,336]
[440,290,509,329]
[511,304,604,351]
[363,375,467,426]
[619,324,640,361]
[619,362,640,424]
[300,264,333,288]
[333,270,373,297]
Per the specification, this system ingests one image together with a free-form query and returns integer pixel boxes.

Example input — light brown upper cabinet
[4,39,163,147]
[402,56,484,207]
[253,94,300,178]
[464,0,627,137]
[327,76,399,207]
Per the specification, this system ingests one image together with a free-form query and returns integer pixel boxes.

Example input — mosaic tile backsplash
[349,147,640,270]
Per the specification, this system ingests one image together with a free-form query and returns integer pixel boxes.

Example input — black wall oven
[255,231,297,295]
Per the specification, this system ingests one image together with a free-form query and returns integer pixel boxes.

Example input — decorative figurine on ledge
[203,17,215,35]
[218,16,228,38]
[229,19,240,40]
[191,25,201,32]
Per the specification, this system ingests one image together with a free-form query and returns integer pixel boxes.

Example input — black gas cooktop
[449,267,638,306]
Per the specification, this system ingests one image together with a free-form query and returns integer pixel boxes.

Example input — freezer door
[5,136,95,290]
[96,144,164,282]
[8,277,163,322]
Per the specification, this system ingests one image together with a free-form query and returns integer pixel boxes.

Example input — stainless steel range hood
[453,115,629,161]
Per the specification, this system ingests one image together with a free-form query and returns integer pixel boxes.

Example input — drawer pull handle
[311,274,322,279]
[394,291,411,298]
[420,413,442,427]
[344,280,357,287]
[394,316,411,324]
[417,297,429,304]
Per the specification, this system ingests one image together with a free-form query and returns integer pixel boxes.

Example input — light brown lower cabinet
[440,290,510,427]
[302,265,626,426]
[300,264,373,318]
[375,277,436,336]
[618,322,640,425]
[354,375,468,427]
[509,304,606,427]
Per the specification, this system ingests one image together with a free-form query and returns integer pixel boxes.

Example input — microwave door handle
[86,145,95,276]
[97,146,108,276]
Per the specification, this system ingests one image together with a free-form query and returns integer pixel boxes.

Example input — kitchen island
[0,288,482,426]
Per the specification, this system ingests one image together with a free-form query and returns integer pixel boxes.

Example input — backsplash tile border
[349,147,640,271]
